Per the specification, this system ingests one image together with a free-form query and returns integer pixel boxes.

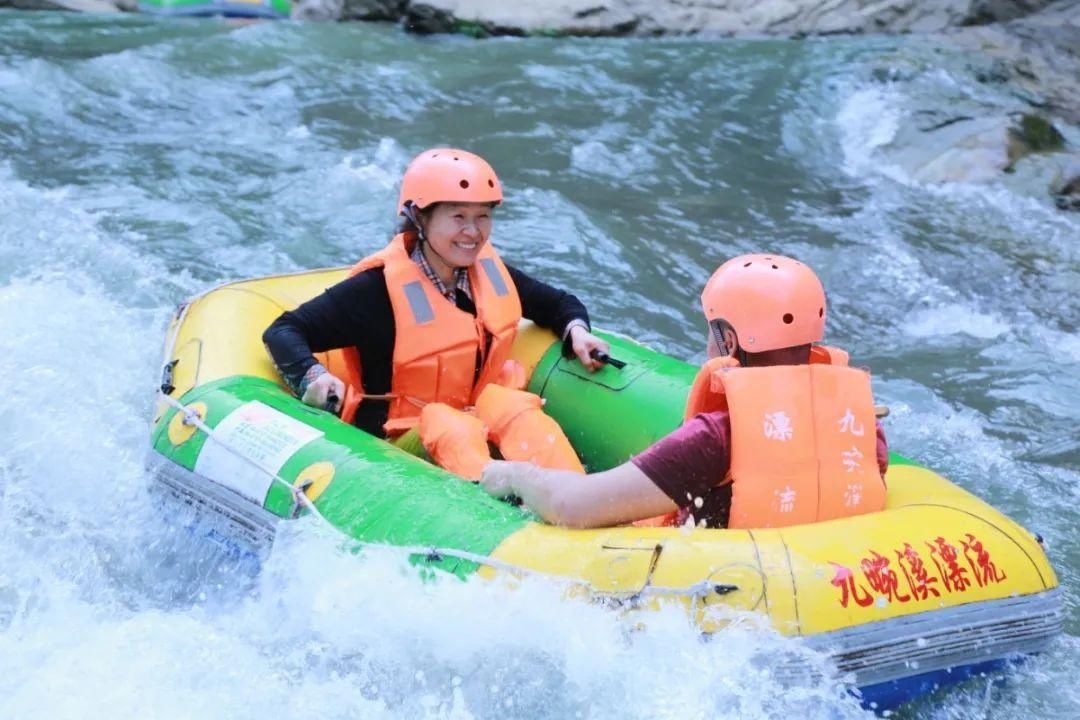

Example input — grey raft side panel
[795,589,1064,688]
[146,450,280,552]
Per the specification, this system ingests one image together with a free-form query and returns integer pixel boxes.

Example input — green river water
[0,11,1077,719]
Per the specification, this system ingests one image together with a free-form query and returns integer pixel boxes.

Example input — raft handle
[590,349,627,369]
[160,359,179,396]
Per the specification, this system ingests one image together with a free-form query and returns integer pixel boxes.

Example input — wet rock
[971,58,1010,84]
[945,0,1080,124]
[1009,113,1066,155]
[396,0,1063,38]
[292,0,344,21]
[870,57,927,83]
[344,0,406,21]
[882,113,1066,185]
[1051,156,1080,211]
[963,0,1053,24]
[406,0,637,37]
[286,0,403,20]
[403,2,456,34]
[899,115,1017,183]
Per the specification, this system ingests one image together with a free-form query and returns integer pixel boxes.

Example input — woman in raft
[263,147,608,476]
[482,254,890,529]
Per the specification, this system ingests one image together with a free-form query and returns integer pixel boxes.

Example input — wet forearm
[509,466,589,527]
[263,317,320,394]
[509,462,676,529]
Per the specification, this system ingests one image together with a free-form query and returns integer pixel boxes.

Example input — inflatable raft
[148,268,1062,711]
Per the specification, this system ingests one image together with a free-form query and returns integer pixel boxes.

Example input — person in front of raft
[481,254,890,529]
[262,148,609,478]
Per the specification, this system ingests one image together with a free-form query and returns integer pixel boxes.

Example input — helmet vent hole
[783,313,794,324]
[771,264,779,269]
[459,179,470,189]
[743,262,752,267]
[819,307,824,317]
[488,179,495,188]
[453,156,459,161]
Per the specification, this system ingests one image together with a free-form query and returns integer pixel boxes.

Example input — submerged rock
[295,0,401,21]
[861,106,1069,186]
[1010,114,1066,155]
[892,115,1016,184]
[404,0,638,37]
[344,0,405,21]
[292,0,344,21]
[1051,156,1080,211]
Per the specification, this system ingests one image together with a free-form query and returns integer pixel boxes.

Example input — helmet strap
[420,235,460,273]
[401,202,428,243]
[709,319,742,360]
[403,201,471,273]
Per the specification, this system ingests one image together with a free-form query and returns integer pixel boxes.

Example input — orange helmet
[701,254,826,353]
[397,148,503,213]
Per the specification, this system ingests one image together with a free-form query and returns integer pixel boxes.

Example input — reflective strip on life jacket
[401,281,436,324]
[479,257,510,296]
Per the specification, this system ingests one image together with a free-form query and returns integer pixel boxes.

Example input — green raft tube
[148,267,1061,712]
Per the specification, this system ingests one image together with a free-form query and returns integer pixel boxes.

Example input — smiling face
[422,202,494,269]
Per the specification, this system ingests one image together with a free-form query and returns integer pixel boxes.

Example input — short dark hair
[396,203,435,236]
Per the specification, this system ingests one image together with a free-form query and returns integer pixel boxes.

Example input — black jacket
[263,263,589,437]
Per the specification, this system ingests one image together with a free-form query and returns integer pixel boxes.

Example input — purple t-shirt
[631,411,889,528]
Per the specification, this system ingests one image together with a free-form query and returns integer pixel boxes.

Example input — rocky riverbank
[856,1,1080,207]
[298,0,1080,210]
[304,0,1061,37]
[4,0,1077,207]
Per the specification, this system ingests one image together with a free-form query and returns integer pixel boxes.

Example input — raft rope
[157,392,739,602]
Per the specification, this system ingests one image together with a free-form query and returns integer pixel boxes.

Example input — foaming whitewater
[1,13,1078,719]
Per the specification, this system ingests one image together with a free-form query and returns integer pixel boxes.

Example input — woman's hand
[301,369,346,414]
[569,325,610,372]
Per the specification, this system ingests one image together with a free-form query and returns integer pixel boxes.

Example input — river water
[0,11,1077,719]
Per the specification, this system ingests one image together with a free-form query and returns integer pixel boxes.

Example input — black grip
[160,359,179,395]
[589,349,627,369]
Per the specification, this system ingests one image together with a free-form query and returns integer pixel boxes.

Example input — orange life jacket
[321,233,522,436]
[683,345,885,529]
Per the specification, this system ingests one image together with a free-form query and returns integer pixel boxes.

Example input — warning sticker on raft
[194,401,323,503]
[829,533,1008,609]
